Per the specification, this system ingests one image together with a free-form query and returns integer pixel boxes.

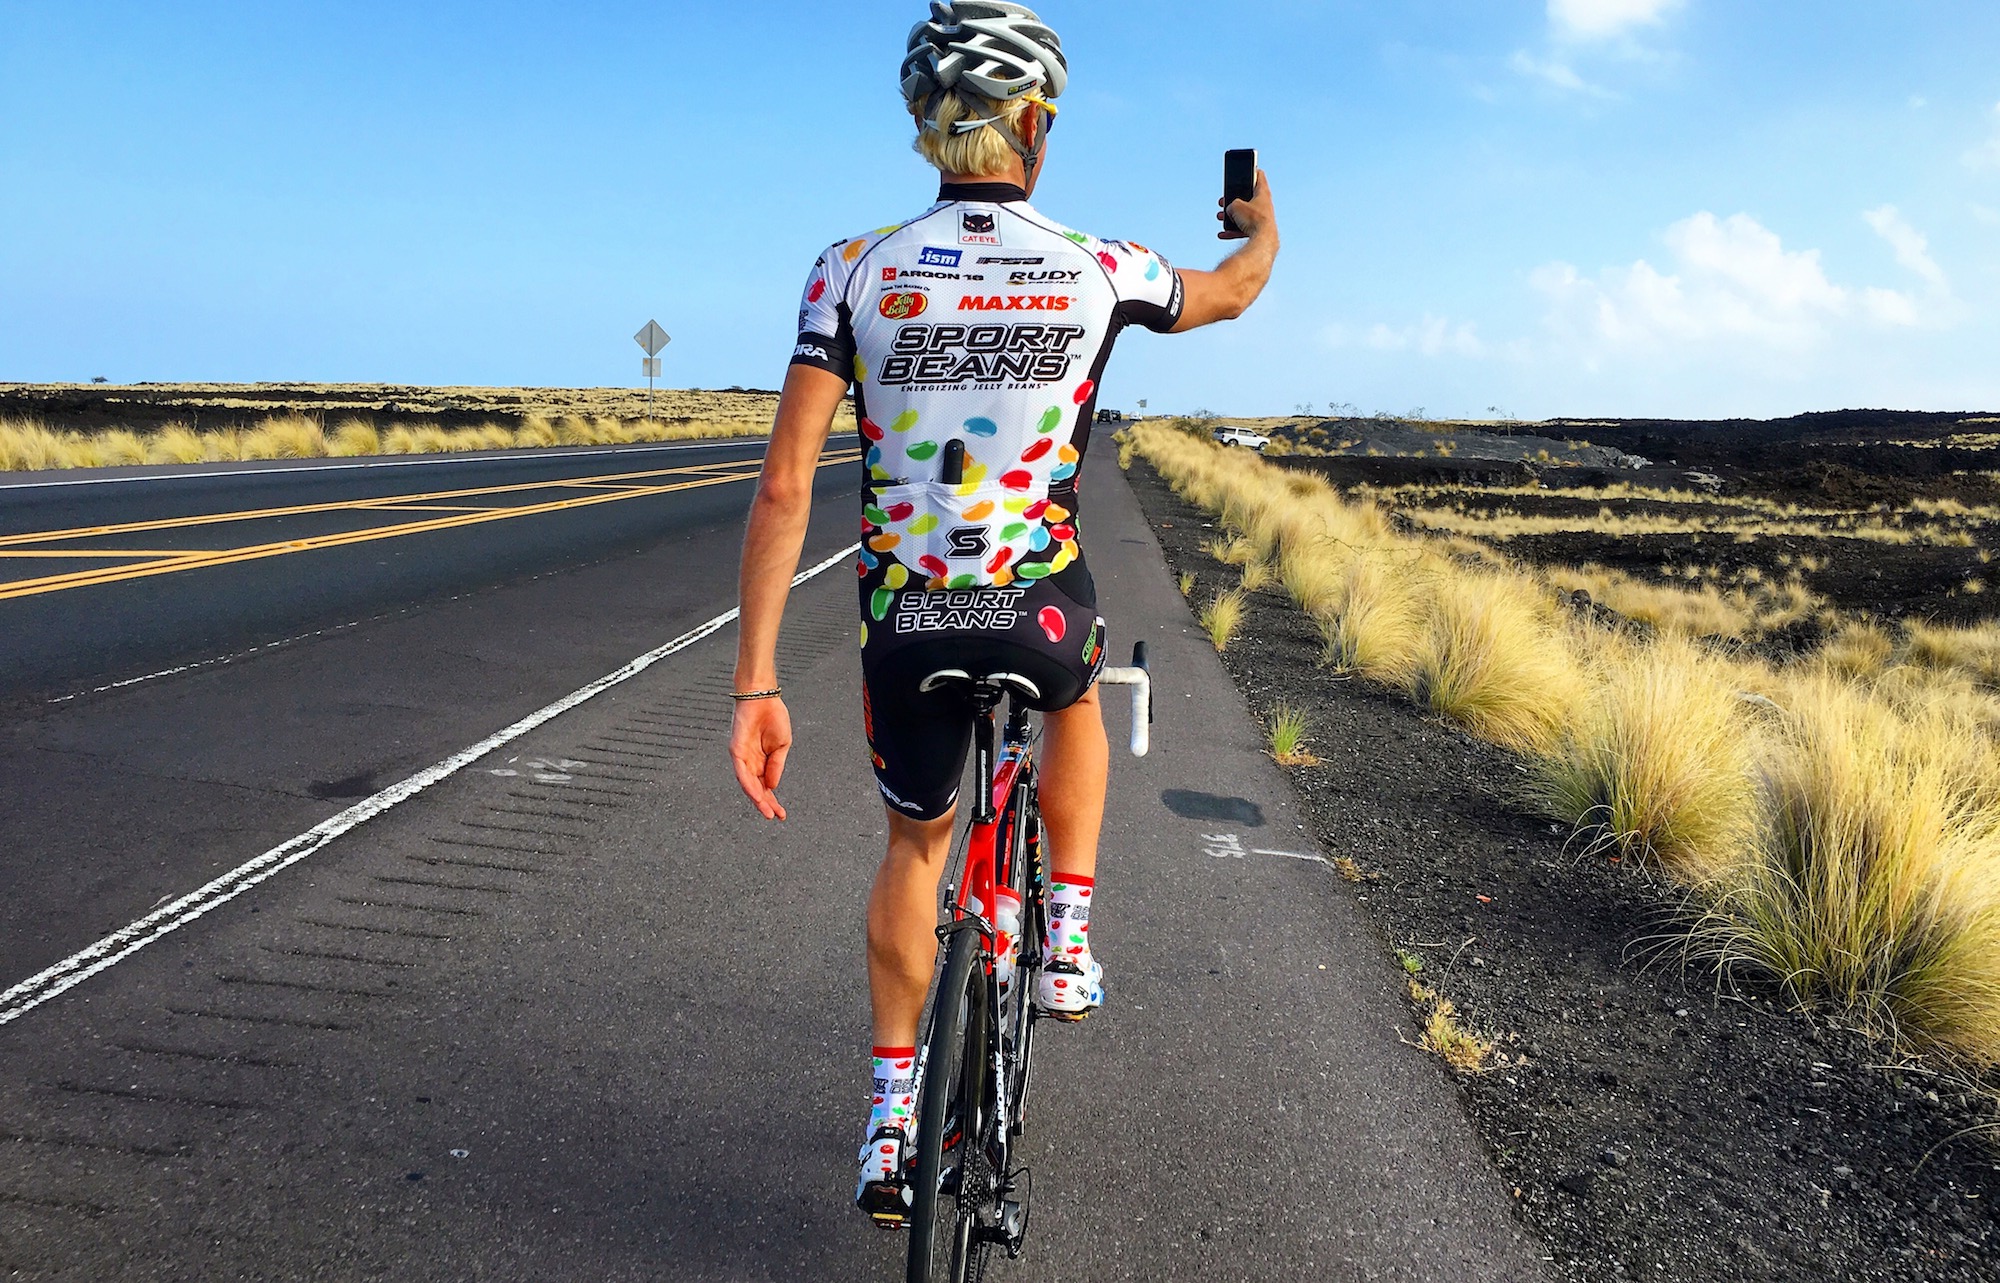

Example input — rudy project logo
[918,247,963,268]
[960,295,1071,312]
[959,211,1001,245]
[1008,269,1084,286]
[879,291,929,320]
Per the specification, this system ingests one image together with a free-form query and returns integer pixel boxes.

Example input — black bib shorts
[860,559,1106,821]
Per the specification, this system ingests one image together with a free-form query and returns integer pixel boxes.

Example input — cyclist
[726,0,1278,1220]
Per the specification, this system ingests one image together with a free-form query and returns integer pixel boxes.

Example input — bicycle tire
[1000,779,1041,1138]
[907,929,993,1283]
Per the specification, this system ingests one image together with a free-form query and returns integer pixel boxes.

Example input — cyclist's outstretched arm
[730,362,848,820]
[1171,169,1279,332]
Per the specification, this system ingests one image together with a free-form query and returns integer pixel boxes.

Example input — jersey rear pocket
[864,479,1058,589]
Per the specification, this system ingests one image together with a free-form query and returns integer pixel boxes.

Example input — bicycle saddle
[917,668,1043,702]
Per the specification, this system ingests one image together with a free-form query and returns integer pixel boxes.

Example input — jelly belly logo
[918,247,963,268]
[879,291,929,320]
[959,211,1001,246]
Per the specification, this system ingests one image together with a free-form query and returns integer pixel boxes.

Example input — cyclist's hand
[1218,168,1275,241]
[729,698,792,821]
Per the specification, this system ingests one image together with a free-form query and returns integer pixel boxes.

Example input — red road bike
[894,644,1150,1283]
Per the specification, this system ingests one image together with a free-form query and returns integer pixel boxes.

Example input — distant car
[1094,408,1125,423]
[1212,426,1270,451]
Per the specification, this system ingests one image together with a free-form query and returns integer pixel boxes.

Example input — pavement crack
[48,1081,255,1111]
[372,873,516,894]
[112,1041,297,1070]
[216,973,395,998]
[334,896,484,917]
[166,1005,360,1030]
[405,853,547,875]
[0,1130,183,1160]
[428,836,556,856]
[458,820,578,839]
[0,1190,114,1217]
[261,945,419,968]
[292,918,453,942]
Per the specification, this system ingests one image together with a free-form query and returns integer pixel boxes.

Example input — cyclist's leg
[867,806,957,1048]
[1037,685,1106,883]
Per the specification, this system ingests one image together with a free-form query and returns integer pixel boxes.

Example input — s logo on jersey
[944,526,990,559]
[879,291,929,320]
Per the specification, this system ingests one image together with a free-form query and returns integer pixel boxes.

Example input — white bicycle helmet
[901,1,1068,108]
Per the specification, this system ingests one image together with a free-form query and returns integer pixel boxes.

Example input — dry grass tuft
[146,424,208,465]
[327,419,380,457]
[1532,632,1757,882]
[1266,701,1321,766]
[1698,678,2000,1064]
[1407,979,1498,1073]
[1411,572,1579,756]
[240,416,328,460]
[1199,589,1247,652]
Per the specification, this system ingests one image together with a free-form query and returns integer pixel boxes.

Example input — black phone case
[1223,149,1256,234]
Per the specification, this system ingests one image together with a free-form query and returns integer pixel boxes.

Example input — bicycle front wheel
[907,929,993,1283]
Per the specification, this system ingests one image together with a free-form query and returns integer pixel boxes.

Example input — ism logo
[879,291,928,320]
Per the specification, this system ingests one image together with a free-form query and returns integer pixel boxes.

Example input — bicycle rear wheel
[997,778,1041,1138]
[907,930,993,1283]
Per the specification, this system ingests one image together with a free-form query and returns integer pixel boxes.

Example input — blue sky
[4,0,1999,419]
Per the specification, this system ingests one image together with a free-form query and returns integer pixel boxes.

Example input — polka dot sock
[866,1045,919,1147]
[1044,874,1094,966]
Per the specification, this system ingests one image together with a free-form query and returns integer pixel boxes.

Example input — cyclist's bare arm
[1171,169,1279,332]
[730,362,849,821]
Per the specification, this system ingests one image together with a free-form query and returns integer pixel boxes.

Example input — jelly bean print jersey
[791,182,1184,593]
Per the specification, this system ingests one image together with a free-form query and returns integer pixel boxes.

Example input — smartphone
[1222,148,1258,235]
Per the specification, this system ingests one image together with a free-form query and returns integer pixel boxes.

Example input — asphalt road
[0,439,859,985]
[0,438,1548,1280]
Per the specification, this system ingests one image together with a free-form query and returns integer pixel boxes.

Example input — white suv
[1212,426,1270,451]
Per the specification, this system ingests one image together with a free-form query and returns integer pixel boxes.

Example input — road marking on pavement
[0,450,859,601]
[1200,832,1327,863]
[0,541,860,1027]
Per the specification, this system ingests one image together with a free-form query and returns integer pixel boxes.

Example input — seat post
[970,685,1002,826]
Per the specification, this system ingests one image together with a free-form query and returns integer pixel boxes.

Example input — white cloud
[1863,205,1947,291]
[1508,50,1610,98]
[1532,211,1937,360]
[1365,316,1487,357]
[1966,102,2000,171]
[1327,316,1485,358]
[1548,0,1683,41]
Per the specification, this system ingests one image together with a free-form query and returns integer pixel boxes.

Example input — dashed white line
[0,542,859,1026]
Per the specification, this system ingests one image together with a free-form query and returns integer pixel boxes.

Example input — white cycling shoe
[1036,954,1104,1021]
[855,1125,913,1227]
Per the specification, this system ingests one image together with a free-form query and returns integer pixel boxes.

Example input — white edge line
[0,435,859,492]
[0,541,860,1026]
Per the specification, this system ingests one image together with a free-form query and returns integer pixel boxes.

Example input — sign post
[635,320,671,420]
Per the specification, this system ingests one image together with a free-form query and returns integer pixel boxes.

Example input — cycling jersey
[791,181,1179,820]
[791,181,1184,597]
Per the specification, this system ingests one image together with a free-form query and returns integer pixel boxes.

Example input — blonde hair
[910,91,1033,176]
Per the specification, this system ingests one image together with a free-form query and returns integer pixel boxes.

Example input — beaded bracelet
[731,688,783,701]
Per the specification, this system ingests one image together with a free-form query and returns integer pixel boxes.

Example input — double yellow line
[0,450,858,602]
